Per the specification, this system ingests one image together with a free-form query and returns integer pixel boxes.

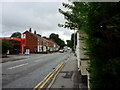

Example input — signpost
[21,34,26,54]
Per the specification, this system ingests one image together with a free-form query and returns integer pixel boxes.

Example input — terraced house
[21,28,60,54]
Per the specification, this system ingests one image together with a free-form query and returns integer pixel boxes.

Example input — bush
[1,39,13,54]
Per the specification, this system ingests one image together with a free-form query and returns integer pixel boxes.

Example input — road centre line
[8,63,28,69]
[33,63,61,89]
[38,62,64,89]
[33,61,64,90]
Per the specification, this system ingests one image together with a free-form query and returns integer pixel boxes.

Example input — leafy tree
[66,40,73,48]
[1,39,13,54]
[11,32,21,37]
[66,33,77,51]
[86,2,120,88]
[49,33,65,49]
[71,33,77,46]
[49,33,59,42]
[59,1,120,88]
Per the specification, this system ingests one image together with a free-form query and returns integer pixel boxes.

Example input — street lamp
[74,30,76,53]
[74,29,77,56]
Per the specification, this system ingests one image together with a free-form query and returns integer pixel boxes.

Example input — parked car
[59,49,64,53]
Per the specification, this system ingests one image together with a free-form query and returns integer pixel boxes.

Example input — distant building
[0,28,60,54]
[42,37,60,53]
[21,28,60,54]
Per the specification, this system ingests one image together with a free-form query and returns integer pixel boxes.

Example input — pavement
[49,53,80,89]
[0,54,29,63]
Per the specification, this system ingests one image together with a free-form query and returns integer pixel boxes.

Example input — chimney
[29,28,32,32]
[34,30,36,34]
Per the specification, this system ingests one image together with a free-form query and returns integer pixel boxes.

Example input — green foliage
[1,39,13,54]
[66,40,73,48]
[66,33,77,51]
[59,2,120,88]
[71,33,77,45]
[11,32,21,37]
[49,33,66,49]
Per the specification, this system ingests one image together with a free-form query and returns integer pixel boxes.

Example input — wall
[23,31,38,53]
[76,30,90,88]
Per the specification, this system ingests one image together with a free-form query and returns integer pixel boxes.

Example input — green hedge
[59,2,120,88]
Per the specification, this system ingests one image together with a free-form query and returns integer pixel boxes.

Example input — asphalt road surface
[2,52,70,88]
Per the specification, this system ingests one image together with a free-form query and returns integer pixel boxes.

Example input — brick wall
[23,31,38,53]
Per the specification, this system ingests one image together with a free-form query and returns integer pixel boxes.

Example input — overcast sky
[1,1,74,43]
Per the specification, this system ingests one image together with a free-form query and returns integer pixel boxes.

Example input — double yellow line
[33,61,64,90]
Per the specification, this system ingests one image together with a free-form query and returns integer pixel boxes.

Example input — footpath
[48,53,80,89]
[0,54,29,63]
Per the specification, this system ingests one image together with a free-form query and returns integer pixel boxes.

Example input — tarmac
[1,53,87,89]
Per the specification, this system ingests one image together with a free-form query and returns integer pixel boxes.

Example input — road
[2,52,70,88]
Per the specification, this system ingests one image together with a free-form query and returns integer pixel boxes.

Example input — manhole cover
[60,71,73,78]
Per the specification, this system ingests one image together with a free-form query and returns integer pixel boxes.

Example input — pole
[22,46,24,54]
[74,30,76,54]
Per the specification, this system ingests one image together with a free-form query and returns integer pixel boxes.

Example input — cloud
[2,2,72,42]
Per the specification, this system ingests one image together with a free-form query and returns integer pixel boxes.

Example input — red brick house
[22,28,38,53]
[21,28,60,54]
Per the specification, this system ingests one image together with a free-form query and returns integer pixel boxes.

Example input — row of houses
[21,28,60,54]
[1,28,60,54]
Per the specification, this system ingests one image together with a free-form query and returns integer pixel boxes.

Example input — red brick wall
[23,31,38,53]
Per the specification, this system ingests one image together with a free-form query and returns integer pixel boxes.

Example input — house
[21,28,60,54]
[42,37,60,53]
[22,28,38,53]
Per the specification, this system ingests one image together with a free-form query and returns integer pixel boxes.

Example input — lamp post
[74,29,77,56]
[74,30,75,52]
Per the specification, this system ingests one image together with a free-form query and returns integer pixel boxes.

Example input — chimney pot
[34,30,36,34]
[29,28,32,32]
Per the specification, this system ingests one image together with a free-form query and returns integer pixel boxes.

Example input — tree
[49,33,66,49]
[59,1,120,88]
[66,40,72,48]
[71,33,77,46]
[49,33,59,42]
[11,32,21,37]
[66,33,77,51]
[1,39,13,54]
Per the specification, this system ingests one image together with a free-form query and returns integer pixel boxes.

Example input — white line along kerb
[8,63,28,69]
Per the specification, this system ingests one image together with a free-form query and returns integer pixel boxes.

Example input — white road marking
[8,63,28,69]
